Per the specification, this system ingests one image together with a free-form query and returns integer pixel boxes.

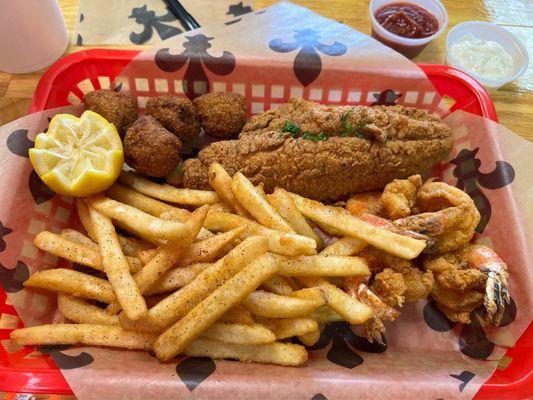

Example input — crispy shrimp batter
[393,181,480,253]
[346,192,384,217]
[381,175,422,219]
[424,244,509,325]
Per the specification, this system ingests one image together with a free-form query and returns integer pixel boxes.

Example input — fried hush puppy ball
[124,115,182,178]
[193,92,247,138]
[83,89,137,137]
[146,96,200,142]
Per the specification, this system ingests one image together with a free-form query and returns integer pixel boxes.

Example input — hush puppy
[146,96,200,142]
[193,92,246,138]
[124,115,182,178]
[83,89,137,137]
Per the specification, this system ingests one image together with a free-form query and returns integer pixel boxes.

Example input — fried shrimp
[424,244,509,325]
[393,181,480,253]
[346,192,384,217]
[381,175,422,219]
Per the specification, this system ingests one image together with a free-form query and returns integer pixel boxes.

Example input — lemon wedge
[29,110,124,197]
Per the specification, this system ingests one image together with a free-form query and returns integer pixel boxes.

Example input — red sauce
[375,3,439,39]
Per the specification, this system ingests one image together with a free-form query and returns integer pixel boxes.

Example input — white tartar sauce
[450,34,515,80]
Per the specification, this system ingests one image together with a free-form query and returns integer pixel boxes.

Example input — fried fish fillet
[183,99,452,201]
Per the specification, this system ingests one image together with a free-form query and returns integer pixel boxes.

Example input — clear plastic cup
[446,21,529,90]
[369,0,448,58]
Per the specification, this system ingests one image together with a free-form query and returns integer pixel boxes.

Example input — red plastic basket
[2,49,531,398]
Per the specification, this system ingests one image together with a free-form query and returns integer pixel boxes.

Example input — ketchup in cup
[369,0,448,58]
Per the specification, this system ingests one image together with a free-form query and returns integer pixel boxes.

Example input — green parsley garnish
[301,131,328,141]
[340,109,366,139]
[282,120,301,138]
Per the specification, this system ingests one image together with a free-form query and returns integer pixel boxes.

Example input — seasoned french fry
[108,206,208,315]
[205,212,316,256]
[11,324,155,351]
[259,318,318,340]
[86,195,190,243]
[242,290,323,318]
[90,207,147,321]
[290,193,426,259]
[36,231,143,274]
[119,170,219,206]
[209,202,235,213]
[300,277,373,325]
[24,269,115,303]
[298,328,321,346]
[255,182,267,199]
[58,293,118,325]
[266,188,323,248]
[208,162,250,217]
[34,231,100,268]
[119,237,269,332]
[290,287,325,304]
[231,172,294,233]
[219,306,255,325]
[106,183,174,217]
[201,322,276,345]
[308,305,344,324]
[144,263,210,295]
[320,236,367,256]
[139,227,244,269]
[76,199,96,240]
[274,255,370,277]
[60,229,98,250]
[159,209,213,241]
[185,338,307,367]
[153,253,278,360]
[262,275,294,296]
[61,228,149,260]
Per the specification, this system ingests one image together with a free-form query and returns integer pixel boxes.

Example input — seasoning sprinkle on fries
[12,145,508,368]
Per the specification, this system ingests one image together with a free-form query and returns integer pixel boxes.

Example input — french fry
[308,305,344,324]
[209,202,234,213]
[201,322,276,345]
[298,328,321,346]
[76,199,96,241]
[159,209,213,241]
[205,212,316,256]
[89,206,147,320]
[266,188,323,248]
[219,306,255,325]
[320,236,367,256]
[119,237,269,332]
[37,231,143,274]
[299,277,373,325]
[24,269,115,303]
[141,228,244,294]
[259,318,318,340]
[231,172,294,233]
[86,195,190,243]
[106,183,174,217]
[61,228,150,259]
[208,162,250,217]
[11,324,156,351]
[107,206,208,315]
[60,229,98,250]
[242,290,323,318]
[289,193,426,259]
[184,338,307,366]
[262,275,294,295]
[153,253,278,360]
[58,293,118,325]
[256,182,267,199]
[119,170,219,206]
[274,255,370,277]
[144,263,210,295]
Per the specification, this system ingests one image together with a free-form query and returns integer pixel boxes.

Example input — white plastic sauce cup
[0,0,69,74]
[446,21,529,90]
[369,0,448,58]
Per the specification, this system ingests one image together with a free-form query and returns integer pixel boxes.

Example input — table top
[0,0,531,398]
